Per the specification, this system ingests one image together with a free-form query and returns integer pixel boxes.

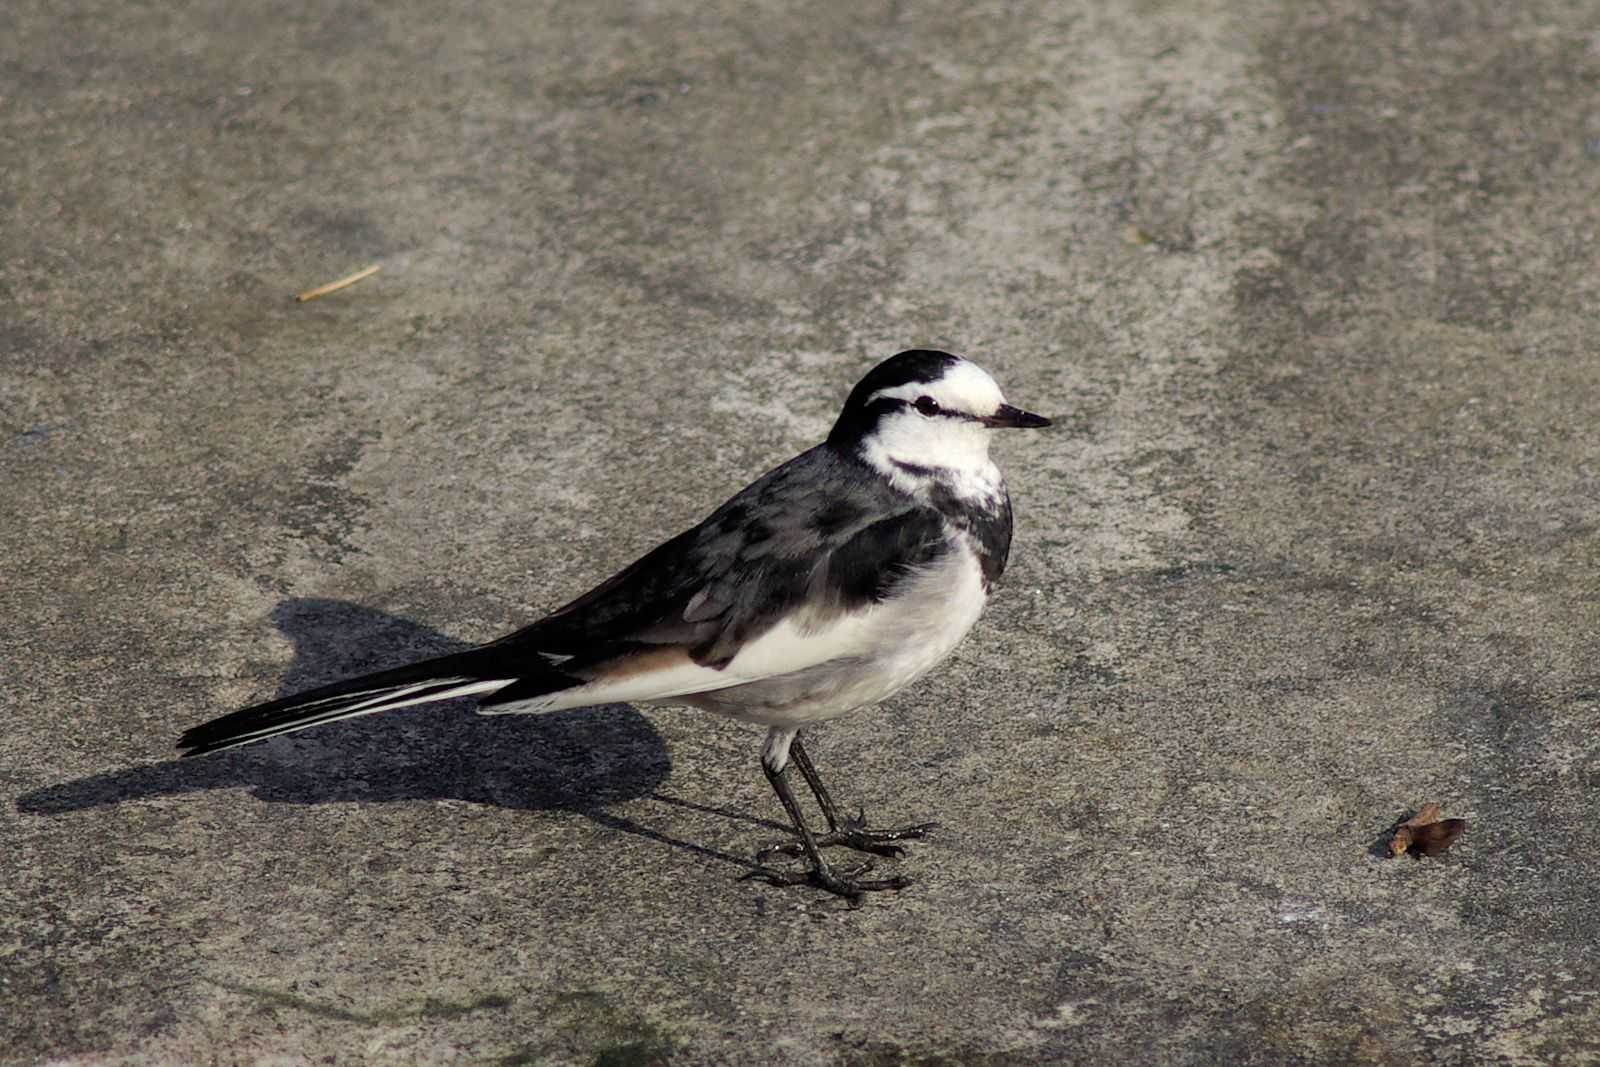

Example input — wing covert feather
[496,445,951,679]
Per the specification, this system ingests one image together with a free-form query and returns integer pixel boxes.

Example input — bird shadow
[17,598,774,874]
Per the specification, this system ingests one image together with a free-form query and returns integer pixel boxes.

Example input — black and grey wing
[478,445,951,709]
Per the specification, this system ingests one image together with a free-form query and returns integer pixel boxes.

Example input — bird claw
[743,860,911,902]
[756,819,938,861]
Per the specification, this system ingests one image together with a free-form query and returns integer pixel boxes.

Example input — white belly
[673,543,990,728]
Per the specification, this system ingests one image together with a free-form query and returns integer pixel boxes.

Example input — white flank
[486,539,989,728]
[680,541,990,729]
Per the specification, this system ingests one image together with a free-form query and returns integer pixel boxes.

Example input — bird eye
[913,395,941,416]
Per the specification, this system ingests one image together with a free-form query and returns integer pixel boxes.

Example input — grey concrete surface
[5,0,1599,1063]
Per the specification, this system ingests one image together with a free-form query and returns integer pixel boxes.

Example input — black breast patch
[928,483,1013,589]
[823,508,951,607]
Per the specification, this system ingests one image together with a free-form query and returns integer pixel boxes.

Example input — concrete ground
[5,0,1599,1063]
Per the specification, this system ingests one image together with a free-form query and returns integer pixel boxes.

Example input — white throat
[860,413,1005,505]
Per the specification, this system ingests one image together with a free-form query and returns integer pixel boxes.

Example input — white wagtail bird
[180,349,1051,899]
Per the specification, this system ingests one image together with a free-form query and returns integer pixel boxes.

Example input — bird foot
[743,860,911,902]
[757,813,938,861]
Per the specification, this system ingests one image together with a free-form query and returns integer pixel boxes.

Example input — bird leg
[748,736,937,900]
[748,754,910,901]
[784,737,938,854]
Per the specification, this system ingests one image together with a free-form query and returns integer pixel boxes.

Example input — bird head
[829,350,1051,481]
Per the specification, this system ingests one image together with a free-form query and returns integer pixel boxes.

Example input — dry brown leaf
[1409,819,1467,856]
[1390,802,1466,857]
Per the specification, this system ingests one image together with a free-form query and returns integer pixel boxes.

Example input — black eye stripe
[898,396,983,423]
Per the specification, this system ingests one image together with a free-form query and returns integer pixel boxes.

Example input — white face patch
[857,358,1008,502]
[864,358,1007,417]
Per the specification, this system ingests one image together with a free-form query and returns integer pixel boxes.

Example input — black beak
[982,403,1052,429]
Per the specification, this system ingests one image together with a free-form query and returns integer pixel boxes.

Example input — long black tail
[177,648,568,757]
